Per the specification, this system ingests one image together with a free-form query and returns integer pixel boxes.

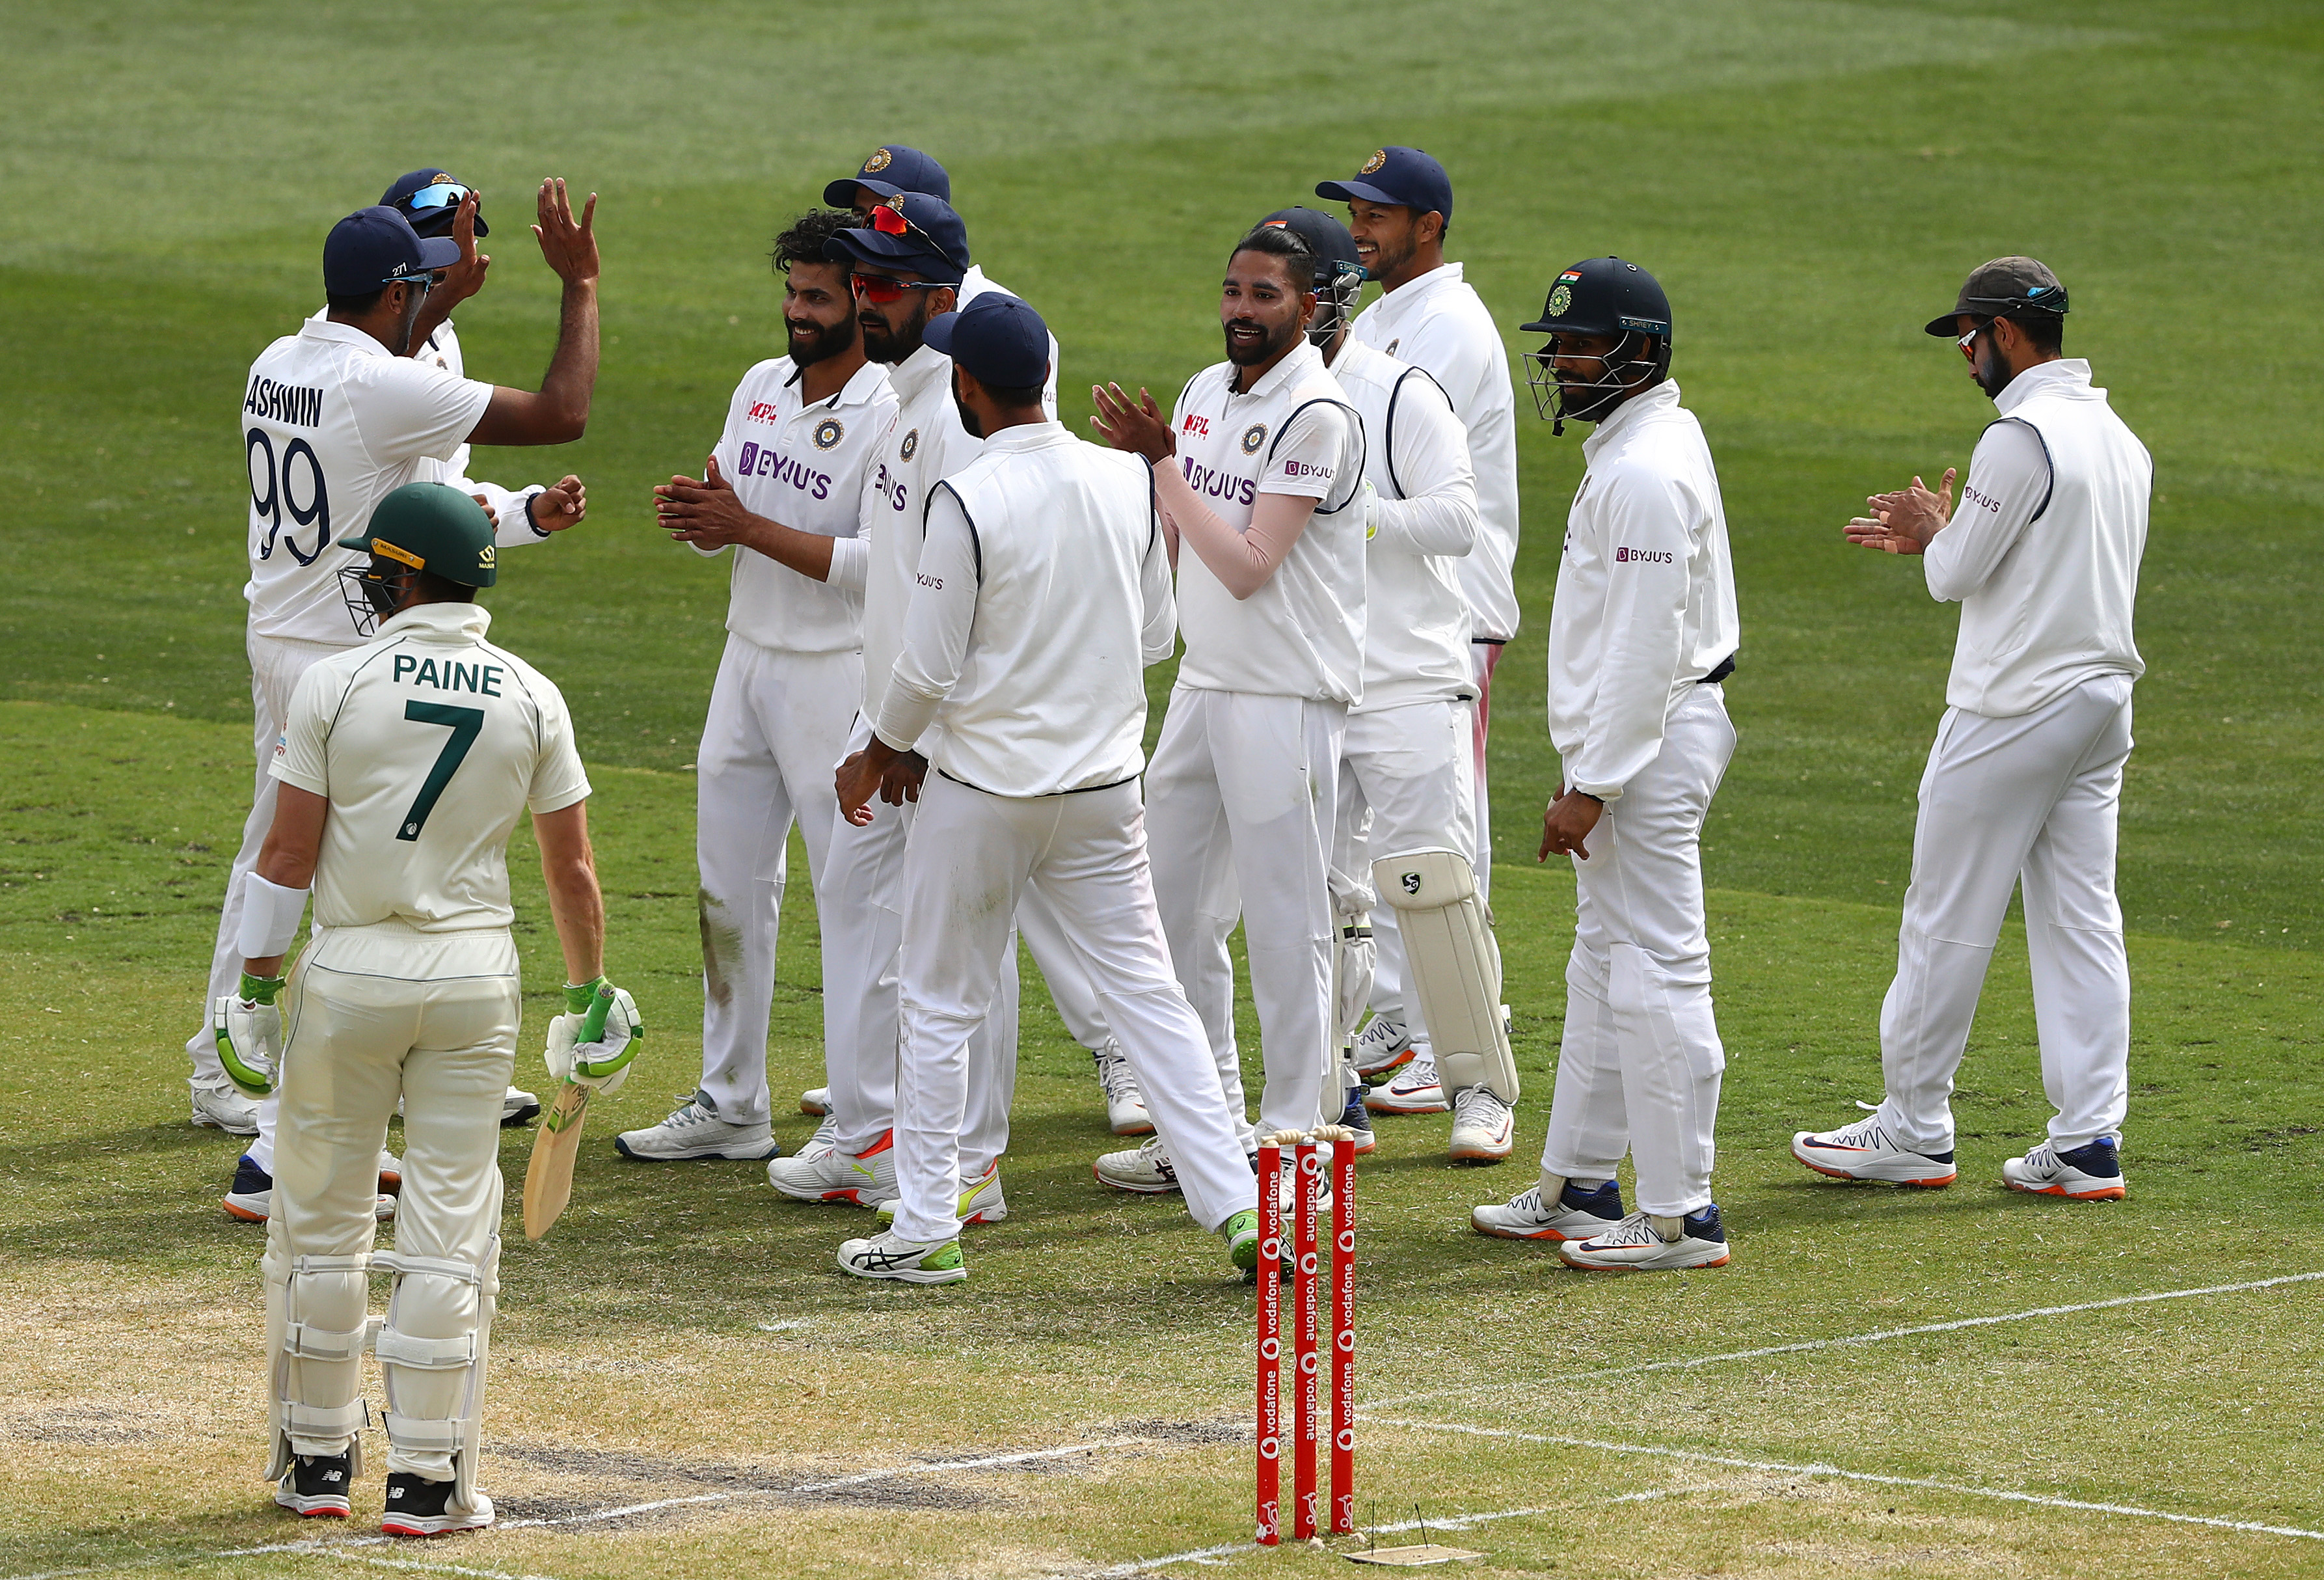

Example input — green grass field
[3,3,2321,1577]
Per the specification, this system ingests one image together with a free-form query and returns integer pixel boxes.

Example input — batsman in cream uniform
[1092,221,1366,1163]
[237,483,636,1534]
[616,208,897,1162]
[1793,258,2150,1203]
[202,188,599,1197]
[1474,256,1741,1272]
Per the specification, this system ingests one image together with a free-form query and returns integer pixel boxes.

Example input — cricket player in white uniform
[1793,258,2150,1203]
[224,483,638,1534]
[1091,221,1366,1180]
[204,187,600,1210]
[831,294,1261,1283]
[1315,148,1522,1094]
[614,208,897,1162]
[1474,257,1741,1272]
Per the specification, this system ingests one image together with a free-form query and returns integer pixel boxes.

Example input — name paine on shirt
[245,376,323,428]
[392,653,505,695]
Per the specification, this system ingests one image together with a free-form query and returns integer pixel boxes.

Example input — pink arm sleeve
[1151,458,1317,601]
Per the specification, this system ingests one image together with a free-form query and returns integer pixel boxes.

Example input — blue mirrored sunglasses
[403,182,470,213]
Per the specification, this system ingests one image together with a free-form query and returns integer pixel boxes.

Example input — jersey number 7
[400,701,484,841]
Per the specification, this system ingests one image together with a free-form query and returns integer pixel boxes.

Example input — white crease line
[1366,1418,2324,1542]
[7,1542,560,1580]
[1364,1269,2324,1410]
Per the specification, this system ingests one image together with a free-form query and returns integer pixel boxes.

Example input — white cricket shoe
[1559,1206,1731,1272]
[766,1129,899,1205]
[190,1074,259,1136]
[1094,1134,1181,1193]
[1791,1113,1957,1187]
[1092,1041,1155,1136]
[224,1154,393,1223]
[614,1091,779,1162]
[795,1113,839,1162]
[1352,1015,1416,1082]
[800,1085,831,1117]
[2002,1137,2126,1201]
[1448,1086,1515,1164]
[837,1228,967,1284]
[1472,1178,1625,1242]
[1366,1053,1449,1115]
[501,1085,541,1126]
[876,1160,1009,1227]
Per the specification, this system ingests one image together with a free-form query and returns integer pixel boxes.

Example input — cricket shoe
[1093,1040,1155,1136]
[614,1091,779,1162]
[800,1085,831,1117]
[275,1452,353,1518]
[767,1129,899,1205]
[1559,1206,1731,1272]
[1472,1177,1626,1242]
[223,1154,395,1223]
[1095,1134,1182,1193]
[837,1228,967,1284]
[1275,1151,1334,1220]
[1791,1113,1957,1186]
[875,1160,1009,1226]
[1335,1086,1378,1155]
[500,1085,541,1127]
[1352,1015,1416,1083]
[381,1473,493,1536]
[1366,1053,1450,1115]
[190,1074,260,1136]
[1221,1209,1262,1275]
[2003,1137,2126,1201]
[796,1113,839,1161]
[1448,1086,1515,1164]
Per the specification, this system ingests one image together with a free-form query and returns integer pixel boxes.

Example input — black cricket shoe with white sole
[276,1452,353,1518]
[382,1471,494,1536]
[1336,1085,1377,1154]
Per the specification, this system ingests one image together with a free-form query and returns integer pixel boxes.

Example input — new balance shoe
[1559,1206,1731,1272]
[1791,1113,1956,1186]
[1472,1177,1625,1242]
[224,1155,393,1223]
[2003,1136,2127,1201]
[381,1472,493,1536]
[837,1228,967,1284]
[1352,1015,1416,1083]
[1448,1086,1514,1164]
[767,1129,899,1205]
[1366,1053,1449,1115]
[614,1091,779,1161]
[1095,1134,1182,1193]
[1335,1086,1378,1154]
[800,1085,832,1117]
[874,1160,1009,1226]
[1221,1209,1262,1275]
[275,1452,353,1518]
[190,1074,260,1136]
[500,1085,541,1127]
[1093,1041,1155,1136]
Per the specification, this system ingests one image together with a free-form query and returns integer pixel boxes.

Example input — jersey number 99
[247,428,331,565]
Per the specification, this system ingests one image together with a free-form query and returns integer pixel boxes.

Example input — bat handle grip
[578,982,614,1044]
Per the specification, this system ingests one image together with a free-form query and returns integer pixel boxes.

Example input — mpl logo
[1614,546,1673,564]
[746,400,781,425]
[1181,414,1210,437]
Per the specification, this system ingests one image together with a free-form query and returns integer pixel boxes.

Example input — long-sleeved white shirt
[1925,359,2150,717]
[1347,262,1520,642]
[874,422,1173,796]
[1546,380,1739,800]
[855,344,979,732]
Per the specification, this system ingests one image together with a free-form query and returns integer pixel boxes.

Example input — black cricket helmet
[1519,256,1673,431]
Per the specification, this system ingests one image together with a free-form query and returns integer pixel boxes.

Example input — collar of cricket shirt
[378,601,493,644]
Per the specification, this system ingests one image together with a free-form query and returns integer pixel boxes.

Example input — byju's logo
[1614,546,1673,564]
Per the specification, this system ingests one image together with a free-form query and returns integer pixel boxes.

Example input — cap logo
[1547,284,1573,317]
[863,148,893,174]
[900,428,920,461]
[1360,150,1387,175]
[478,545,496,567]
[1241,423,1267,455]
[373,540,424,571]
[813,417,845,451]
[1558,271,1584,282]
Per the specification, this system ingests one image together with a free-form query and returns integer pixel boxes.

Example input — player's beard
[861,295,934,366]
[1970,336,2015,400]
[786,310,857,369]
[1224,310,1299,369]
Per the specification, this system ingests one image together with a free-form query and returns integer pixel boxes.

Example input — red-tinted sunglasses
[850,271,948,305]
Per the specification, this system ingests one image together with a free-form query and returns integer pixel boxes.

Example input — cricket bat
[522,984,614,1240]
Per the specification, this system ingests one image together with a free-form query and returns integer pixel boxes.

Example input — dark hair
[772,208,858,276]
[1230,223,1313,284]
[979,380,1044,411]
[2003,310,2065,353]
[326,286,390,316]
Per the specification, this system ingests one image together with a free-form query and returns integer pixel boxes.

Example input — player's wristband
[523,490,553,538]
[565,977,610,1015]
[237,972,286,1005]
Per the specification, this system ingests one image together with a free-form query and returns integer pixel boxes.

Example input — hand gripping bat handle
[578,981,614,1045]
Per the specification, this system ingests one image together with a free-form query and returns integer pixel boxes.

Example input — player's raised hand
[532,178,600,285]
[437,191,491,308]
[1091,382,1176,463]
[532,476,588,532]
[655,454,752,547]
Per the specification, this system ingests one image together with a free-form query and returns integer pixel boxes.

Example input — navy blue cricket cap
[823,144,952,207]
[323,206,461,296]
[924,292,1050,389]
[381,168,487,238]
[1316,146,1453,225]
[824,192,970,285]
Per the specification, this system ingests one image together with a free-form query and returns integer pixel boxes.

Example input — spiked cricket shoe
[1221,1209,1262,1275]
[1559,1206,1731,1272]
[800,1085,832,1117]
[768,1129,899,1205]
[614,1091,779,1161]
[838,1228,967,1284]
[1334,1085,1378,1154]
[1366,1053,1449,1114]
[876,1160,1008,1226]
[1472,1177,1625,1241]
[1448,1085,1515,1163]
[500,1085,541,1126]
[190,1074,259,1136]
[381,1473,493,1536]
[1095,1134,1182,1193]
[275,1452,353,1518]
[1791,1113,1957,1186]
[1351,1015,1416,1082]
[2003,1137,2126,1201]
[1092,1041,1155,1136]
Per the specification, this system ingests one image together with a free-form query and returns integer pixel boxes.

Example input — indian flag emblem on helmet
[864,147,893,174]
[1360,150,1387,175]
[1548,284,1573,318]
[814,418,844,450]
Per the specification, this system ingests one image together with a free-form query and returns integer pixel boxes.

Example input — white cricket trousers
[893,774,1254,1243]
[1331,699,1480,1044]
[818,718,1016,1172]
[1471,640,1504,897]
[696,637,860,1123]
[263,924,517,1509]
[1540,685,1735,1219]
[186,630,341,1083]
[1876,673,2135,1156]
[1146,687,1346,1147]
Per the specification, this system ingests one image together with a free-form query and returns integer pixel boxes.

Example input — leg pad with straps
[1371,847,1518,1103]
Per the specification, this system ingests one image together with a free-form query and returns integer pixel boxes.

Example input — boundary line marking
[1366,1417,2324,1543]
[1363,1270,2324,1410]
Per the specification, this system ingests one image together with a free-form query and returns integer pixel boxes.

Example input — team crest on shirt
[1360,150,1387,175]
[900,428,920,461]
[1384,339,1399,357]
[1548,284,1573,317]
[1240,423,1267,454]
[863,148,893,174]
[813,417,845,450]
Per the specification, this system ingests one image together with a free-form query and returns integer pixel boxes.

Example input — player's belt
[1699,651,1738,685]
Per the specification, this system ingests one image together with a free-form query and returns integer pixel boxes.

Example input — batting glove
[543,977,643,1095]
[213,972,286,1096]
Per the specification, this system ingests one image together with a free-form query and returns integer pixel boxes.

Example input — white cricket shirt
[272,602,591,932]
[1348,262,1521,643]
[242,318,494,644]
[1547,380,1740,800]
[1326,338,1478,714]
[874,422,1172,796]
[1167,339,1367,703]
[856,343,979,735]
[696,355,895,655]
[407,316,554,550]
[958,267,1061,419]
[1925,359,2150,718]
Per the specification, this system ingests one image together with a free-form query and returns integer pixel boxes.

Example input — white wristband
[237,871,311,960]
